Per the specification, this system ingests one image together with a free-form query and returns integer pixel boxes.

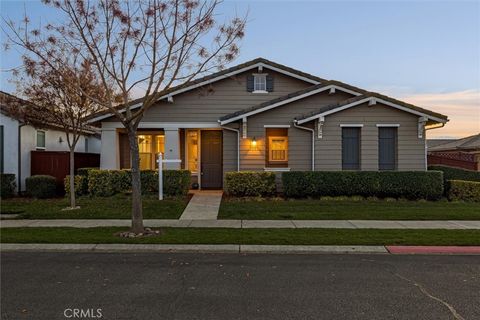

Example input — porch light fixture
[251,136,257,150]
[58,136,63,144]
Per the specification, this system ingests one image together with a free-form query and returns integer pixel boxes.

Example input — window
[36,130,46,149]
[253,74,267,92]
[342,127,360,170]
[137,133,165,170]
[266,128,288,167]
[186,130,199,173]
[85,138,89,153]
[378,127,397,170]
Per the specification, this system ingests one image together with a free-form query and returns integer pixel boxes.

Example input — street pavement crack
[394,273,466,320]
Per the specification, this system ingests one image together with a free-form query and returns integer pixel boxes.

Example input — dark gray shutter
[246,75,254,92]
[342,127,360,170]
[378,127,397,170]
[266,75,274,92]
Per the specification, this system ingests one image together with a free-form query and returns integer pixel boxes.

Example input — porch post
[164,128,181,169]
[100,128,119,169]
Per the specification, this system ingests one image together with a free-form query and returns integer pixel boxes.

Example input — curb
[0,243,387,254]
[2,244,480,255]
[386,246,480,255]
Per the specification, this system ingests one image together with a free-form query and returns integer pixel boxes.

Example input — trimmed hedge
[0,174,16,198]
[282,171,444,200]
[86,169,191,197]
[224,172,276,197]
[64,175,87,196]
[428,165,480,183]
[446,180,480,202]
[26,175,57,199]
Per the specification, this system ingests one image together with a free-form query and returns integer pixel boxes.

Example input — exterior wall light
[251,136,257,150]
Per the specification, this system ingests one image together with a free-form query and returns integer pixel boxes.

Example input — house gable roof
[86,57,326,123]
[218,80,367,124]
[295,93,448,125]
[0,91,99,135]
[428,134,480,152]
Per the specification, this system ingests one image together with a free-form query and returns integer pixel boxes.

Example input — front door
[201,130,223,189]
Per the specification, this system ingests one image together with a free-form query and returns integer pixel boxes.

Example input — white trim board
[297,97,447,125]
[339,124,363,127]
[376,124,400,127]
[219,84,362,125]
[264,125,291,128]
[263,167,291,172]
[87,62,321,123]
[101,122,220,129]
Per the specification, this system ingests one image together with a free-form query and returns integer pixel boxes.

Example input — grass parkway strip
[2,228,480,246]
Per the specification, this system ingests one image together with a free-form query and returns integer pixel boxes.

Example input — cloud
[368,87,480,139]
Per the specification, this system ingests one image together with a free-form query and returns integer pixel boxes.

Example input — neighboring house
[87,58,448,189]
[428,134,480,171]
[0,91,101,191]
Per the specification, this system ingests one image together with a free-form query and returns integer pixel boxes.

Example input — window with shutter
[378,127,397,170]
[342,127,360,170]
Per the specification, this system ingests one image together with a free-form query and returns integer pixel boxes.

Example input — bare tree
[11,57,109,209]
[3,0,245,233]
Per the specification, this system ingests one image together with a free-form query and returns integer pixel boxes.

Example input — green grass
[219,197,480,220]
[2,227,480,246]
[0,194,189,219]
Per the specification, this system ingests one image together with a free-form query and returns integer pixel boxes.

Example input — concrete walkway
[2,219,480,229]
[179,190,223,220]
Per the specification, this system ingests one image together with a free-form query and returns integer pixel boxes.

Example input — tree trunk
[127,129,144,233]
[69,148,76,208]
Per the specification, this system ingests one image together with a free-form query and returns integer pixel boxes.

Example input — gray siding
[233,96,426,172]
[316,103,426,171]
[105,68,311,123]
[235,91,354,171]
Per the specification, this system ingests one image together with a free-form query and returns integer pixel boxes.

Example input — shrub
[163,170,191,196]
[87,169,190,197]
[64,175,86,196]
[0,174,16,198]
[76,167,97,194]
[224,171,276,197]
[428,165,480,183]
[26,175,57,198]
[282,171,443,200]
[446,180,480,202]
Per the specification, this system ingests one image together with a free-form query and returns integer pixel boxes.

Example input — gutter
[293,120,315,171]
[220,124,240,171]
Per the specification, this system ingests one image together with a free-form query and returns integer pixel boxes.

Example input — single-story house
[428,134,480,171]
[0,91,101,191]
[87,58,448,189]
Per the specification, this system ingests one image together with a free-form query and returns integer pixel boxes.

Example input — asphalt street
[1,252,479,320]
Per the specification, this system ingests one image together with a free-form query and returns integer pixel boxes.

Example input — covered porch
[100,123,224,189]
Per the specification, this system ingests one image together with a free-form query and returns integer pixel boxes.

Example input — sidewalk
[179,190,223,220]
[2,219,480,229]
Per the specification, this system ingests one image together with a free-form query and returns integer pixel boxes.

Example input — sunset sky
[1,0,478,138]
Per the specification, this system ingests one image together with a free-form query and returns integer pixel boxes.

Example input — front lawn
[2,227,480,246]
[0,194,190,219]
[219,198,480,220]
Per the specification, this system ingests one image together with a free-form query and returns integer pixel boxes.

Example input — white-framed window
[268,136,288,162]
[253,74,267,93]
[36,130,46,150]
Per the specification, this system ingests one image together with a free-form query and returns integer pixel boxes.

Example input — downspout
[220,124,240,171]
[293,120,315,171]
[424,121,447,170]
[17,122,26,194]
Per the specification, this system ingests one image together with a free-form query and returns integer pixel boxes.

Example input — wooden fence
[428,152,478,171]
[31,151,100,193]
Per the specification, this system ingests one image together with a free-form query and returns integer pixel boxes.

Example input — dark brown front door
[201,130,223,189]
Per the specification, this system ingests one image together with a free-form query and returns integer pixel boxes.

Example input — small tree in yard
[11,58,109,209]
[3,0,245,233]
